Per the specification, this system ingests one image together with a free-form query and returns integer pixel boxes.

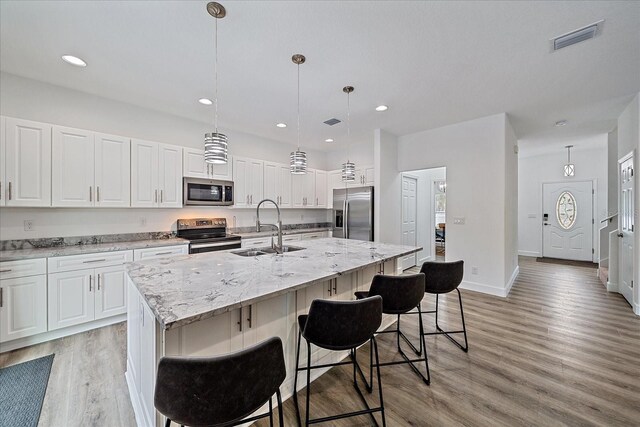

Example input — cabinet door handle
[155,251,173,256]
[316,197,318,205]
[155,189,158,203]
[247,305,252,328]
[89,275,93,292]
[238,308,243,331]
[83,259,106,264]
[160,190,163,203]
[97,273,101,291]
[89,186,92,202]
[97,186,100,202]
[328,281,333,296]
[333,278,337,294]
[0,269,11,273]
[0,287,3,307]
[250,195,253,205]
[0,181,2,200]
[8,182,11,200]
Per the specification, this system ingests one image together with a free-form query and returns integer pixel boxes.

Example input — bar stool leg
[293,329,303,427]
[164,419,171,427]
[431,290,469,352]
[276,389,284,427]
[269,396,274,427]
[417,304,431,384]
[305,341,312,427]
[372,337,387,427]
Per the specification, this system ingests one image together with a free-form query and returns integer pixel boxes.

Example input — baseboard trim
[417,255,433,265]
[518,250,540,257]
[125,368,148,427]
[504,266,519,297]
[0,314,126,353]
[606,281,618,293]
[460,280,508,298]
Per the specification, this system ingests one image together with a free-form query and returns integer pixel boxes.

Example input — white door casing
[618,153,634,307]
[401,175,418,269]
[542,181,593,261]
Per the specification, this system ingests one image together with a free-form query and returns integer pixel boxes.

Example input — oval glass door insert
[556,191,577,230]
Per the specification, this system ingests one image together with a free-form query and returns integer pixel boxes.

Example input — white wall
[616,92,639,314]
[517,135,608,259]
[504,117,519,285]
[326,142,373,170]
[374,129,401,245]
[608,128,618,215]
[0,72,331,240]
[402,168,446,264]
[396,113,516,296]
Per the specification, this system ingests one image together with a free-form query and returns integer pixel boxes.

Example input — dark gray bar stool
[154,336,286,427]
[420,260,468,352]
[293,296,386,427]
[355,273,431,386]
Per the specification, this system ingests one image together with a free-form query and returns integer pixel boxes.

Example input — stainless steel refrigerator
[333,186,374,241]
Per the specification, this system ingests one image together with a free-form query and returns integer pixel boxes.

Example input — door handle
[617,233,624,238]
[543,223,550,226]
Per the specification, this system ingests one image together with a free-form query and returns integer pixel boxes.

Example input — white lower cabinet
[48,251,132,331]
[241,237,272,248]
[0,274,47,343]
[133,244,188,261]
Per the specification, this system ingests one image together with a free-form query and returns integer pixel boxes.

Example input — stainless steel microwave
[183,178,234,206]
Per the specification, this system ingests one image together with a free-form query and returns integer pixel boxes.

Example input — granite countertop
[0,238,189,262]
[126,238,421,330]
[234,227,331,239]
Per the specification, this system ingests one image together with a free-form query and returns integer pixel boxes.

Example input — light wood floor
[1,256,639,426]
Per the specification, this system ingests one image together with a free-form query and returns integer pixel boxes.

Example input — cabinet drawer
[48,250,133,273]
[0,258,47,280]
[133,245,188,261]
[299,232,325,240]
[241,238,271,248]
[282,235,301,243]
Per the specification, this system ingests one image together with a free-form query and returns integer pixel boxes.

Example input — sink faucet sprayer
[256,199,283,254]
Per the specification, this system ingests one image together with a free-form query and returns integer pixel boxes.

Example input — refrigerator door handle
[344,199,349,239]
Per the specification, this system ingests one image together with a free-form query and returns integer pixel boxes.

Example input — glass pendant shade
[342,161,356,182]
[204,132,228,164]
[290,150,307,174]
[563,164,575,177]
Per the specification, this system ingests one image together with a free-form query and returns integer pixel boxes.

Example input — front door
[401,175,417,270]
[542,181,593,261]
[619,154,635,307]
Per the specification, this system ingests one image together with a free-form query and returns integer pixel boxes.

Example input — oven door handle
[190,241,240,249]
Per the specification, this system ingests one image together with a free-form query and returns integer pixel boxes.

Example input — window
[556,191,577,229]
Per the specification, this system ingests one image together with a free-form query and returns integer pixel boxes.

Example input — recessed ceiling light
[375,105,388,112]
[276,123,287,128]
[61,55,87,67]
[198,98,213,105]
[325,138,334,143]
[555,120,568,127]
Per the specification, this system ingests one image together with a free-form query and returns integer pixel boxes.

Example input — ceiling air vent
[551,20,604,51]
[323,118,341,126]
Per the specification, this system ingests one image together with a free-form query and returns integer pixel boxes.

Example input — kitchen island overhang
[125,238,421,427]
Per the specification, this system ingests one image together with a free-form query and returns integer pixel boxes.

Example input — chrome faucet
[256,199,283,254]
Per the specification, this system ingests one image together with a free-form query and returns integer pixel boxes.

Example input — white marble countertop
[126,238,421,330]
[234,227,331,239]
[0,238,189,262]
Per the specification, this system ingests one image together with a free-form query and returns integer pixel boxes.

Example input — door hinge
[592,248,595,254]
[592,189,595,195]
[592,218,594,225]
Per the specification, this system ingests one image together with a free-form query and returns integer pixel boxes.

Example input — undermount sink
[232,245,305,257]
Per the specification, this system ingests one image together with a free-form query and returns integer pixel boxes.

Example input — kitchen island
[125,237,421,427]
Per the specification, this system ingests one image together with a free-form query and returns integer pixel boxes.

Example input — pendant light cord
[297,62,300,151]
[347,90,351,162]
[214,14,219,133]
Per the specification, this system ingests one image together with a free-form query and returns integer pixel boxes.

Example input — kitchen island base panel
[126,258,399,427]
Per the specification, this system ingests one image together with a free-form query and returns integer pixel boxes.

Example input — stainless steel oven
[183,178,234,206]
[177,218,241,254]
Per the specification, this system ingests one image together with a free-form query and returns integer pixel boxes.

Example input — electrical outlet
[453,217,465,225]
[139,217,147,227]
[471,266,479,275]
[24,220,34,231]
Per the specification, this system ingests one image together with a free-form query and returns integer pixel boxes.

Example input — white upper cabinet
[131,139,159,208]
[327,170,343,209]
[131,139,182,208]
[158,143,183,208]
[95,133,130,207]
[233,156,263,207]
[183,147,232,181]
[314,170,327,208]
[0,117,5,207]
[292,170,316,208]
[263,161,291,208]
[4,117,52,207]
[53,126,131,208]
[346,165,374,187]
[52,126,94,207]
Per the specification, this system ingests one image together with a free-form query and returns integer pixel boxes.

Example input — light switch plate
[453,217,465,225]
[24,220,34,231]
[528,213,537,218]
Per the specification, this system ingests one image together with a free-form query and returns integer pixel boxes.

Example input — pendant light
[290,54,307,174]
[342,86,356,182]
[204,2,228,164]
[563,145,575,177]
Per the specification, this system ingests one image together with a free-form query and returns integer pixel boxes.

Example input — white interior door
[542,181,593,261]
[401,175,417,269]
[618,154,634,307]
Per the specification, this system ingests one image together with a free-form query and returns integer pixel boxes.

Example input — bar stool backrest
[369,273,426,314]
[420,260,464,294]
[154,336,286,427]
[302,296,383,351]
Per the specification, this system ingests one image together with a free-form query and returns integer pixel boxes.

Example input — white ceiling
[1,1,639,151]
